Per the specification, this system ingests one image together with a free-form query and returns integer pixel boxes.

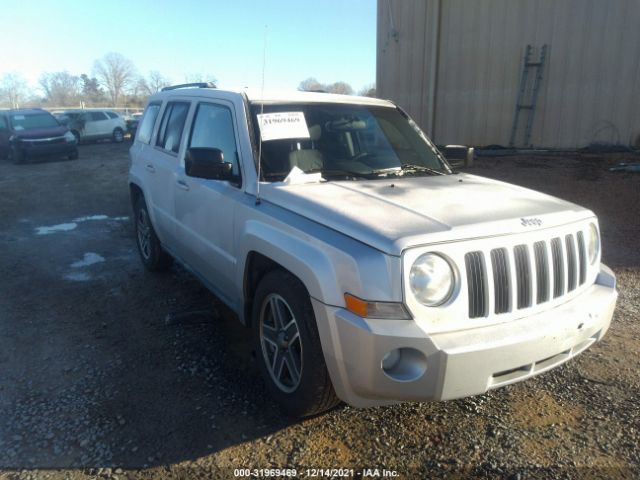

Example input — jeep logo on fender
[521,217,542,227]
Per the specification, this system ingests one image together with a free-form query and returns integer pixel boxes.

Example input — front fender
[237,220,344,306]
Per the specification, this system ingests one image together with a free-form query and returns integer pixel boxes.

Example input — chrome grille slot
[533,241,549,304]
[491,248,510,314]
[514,244,532,309]
[576,231,587,285]
[565,234,577,292]
[465,251,487,318]
[550,237,564,298]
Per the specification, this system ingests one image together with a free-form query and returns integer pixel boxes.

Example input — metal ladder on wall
[509,44,548,147]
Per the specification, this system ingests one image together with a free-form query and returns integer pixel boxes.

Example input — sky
[0,0,377,94]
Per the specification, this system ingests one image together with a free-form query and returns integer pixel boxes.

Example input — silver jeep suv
[129,83,617,417]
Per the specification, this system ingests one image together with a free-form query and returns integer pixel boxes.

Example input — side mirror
[440,144,474,169]
[185,147,234,180]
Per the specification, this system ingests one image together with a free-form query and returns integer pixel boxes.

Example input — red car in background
[0,108,78,164]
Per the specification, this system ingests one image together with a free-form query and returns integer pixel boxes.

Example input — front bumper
[17,140,77,157]
[312,264,618,408]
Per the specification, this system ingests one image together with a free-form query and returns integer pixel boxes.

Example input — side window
[156,102,189,154]
[0,116,7,130]
[189,103,240,176]
[106,112,118,119]
[137,103,160,144]
[90,112,107,121]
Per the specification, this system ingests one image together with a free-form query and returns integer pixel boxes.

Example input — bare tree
[39,71,82,106]
[298,77,325,92]
[0,72,29,108]
[325,81,353,95]
[184,72,217,85]
[93,52,136,107]
[147,70,170,93]
[358,83,377,97]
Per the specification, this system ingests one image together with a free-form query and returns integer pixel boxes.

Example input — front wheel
[10,146,24,164]
[253,270,340,417]
[134,197,173,271]
[112,128,124,143]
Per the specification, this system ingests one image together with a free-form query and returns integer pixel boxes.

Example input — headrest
[308,124,321,141]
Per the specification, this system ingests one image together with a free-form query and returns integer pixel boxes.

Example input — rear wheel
[112,128,124,143]
[68,149,79,160]
[253,270,340,417]
[134,197,173,271]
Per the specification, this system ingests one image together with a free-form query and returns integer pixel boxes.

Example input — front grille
[551,237,564,298]
[514,244,532,309]
[490,248,510,314]
[465,229,589,318]
[533,241,549,303]
[24,137,66,147]
[465,251,487,318]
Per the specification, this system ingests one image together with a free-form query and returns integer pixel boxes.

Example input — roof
[2,108,47,115]
[242,89,394,107]
[152,85,395,108]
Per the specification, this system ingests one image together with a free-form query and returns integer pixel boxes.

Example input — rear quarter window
[106,112,118,119]
[137,103,161,144]
[156,102,190,154]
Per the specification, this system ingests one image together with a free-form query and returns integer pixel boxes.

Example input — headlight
[64,131,76,142]
[409,253,455,306]
[588,223,600,264]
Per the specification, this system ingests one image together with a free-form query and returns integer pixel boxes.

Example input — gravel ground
[0,144,638,479]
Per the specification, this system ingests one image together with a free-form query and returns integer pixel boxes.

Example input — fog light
[381,347,428,382]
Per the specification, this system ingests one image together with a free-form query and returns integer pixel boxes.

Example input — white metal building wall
[377,0,640,148]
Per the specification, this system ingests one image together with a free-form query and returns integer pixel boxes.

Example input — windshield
[250,103,450,181]
[10,113,60,130]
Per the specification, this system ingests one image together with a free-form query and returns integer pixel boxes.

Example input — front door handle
[176,179,190,191]
[145,164,156,173]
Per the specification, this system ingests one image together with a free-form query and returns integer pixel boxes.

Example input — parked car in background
[59,109,126,144]
[0,108,78,164]
[125,112,143,140]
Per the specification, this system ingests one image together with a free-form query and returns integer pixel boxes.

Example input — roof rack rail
[161,82,217,92]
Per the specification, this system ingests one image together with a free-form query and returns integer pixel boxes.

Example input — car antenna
[256,25,268,206]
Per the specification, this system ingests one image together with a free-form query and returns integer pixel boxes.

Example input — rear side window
[137,103,160,144]
[106,112,118,119]
[89,112,107,121]
[156,102,190,153]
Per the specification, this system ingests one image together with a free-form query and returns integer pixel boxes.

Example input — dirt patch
[0,145,638,479]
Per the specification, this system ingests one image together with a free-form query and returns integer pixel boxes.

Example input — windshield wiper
[398,164,446,176]
[307,168,374,180]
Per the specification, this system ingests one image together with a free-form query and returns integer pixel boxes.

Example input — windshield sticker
[257,112,310,141]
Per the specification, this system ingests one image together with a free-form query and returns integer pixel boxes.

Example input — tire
[68,149,79,160]
[11,146,25,164]
[253,269,340,417]
[134,197,173,272]
[112,127,124,143]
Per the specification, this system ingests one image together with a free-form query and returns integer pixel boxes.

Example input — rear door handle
[176,179,190,191]
[145,164,155,173]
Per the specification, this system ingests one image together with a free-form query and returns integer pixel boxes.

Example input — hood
[14,125,68,139]
[260,173,593,256]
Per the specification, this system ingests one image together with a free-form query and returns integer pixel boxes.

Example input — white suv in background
[60,109,127,143]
